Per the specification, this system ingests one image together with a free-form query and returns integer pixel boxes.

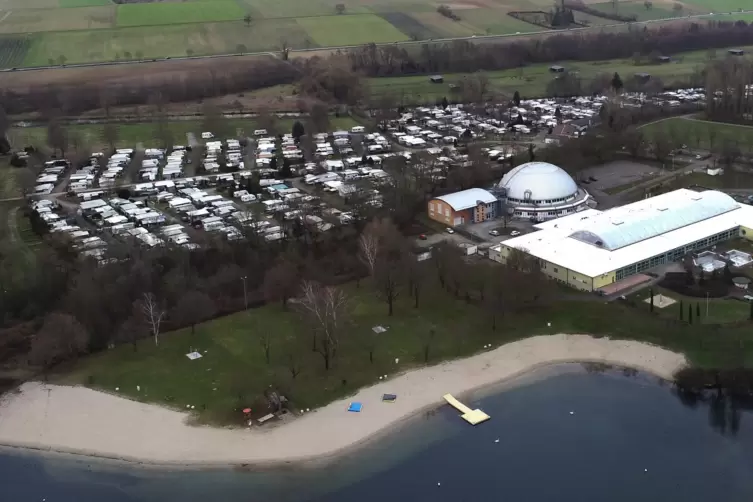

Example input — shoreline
[0,334,687,469]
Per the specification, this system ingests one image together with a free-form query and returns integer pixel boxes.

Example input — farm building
[489,189,753,293]
[495,162,591,221]
[428,188,498,227]
[430,75,444,83]
[729,49,744,56]
[549,65,565,73]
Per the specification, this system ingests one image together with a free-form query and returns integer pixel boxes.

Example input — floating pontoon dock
[443,394,490,425]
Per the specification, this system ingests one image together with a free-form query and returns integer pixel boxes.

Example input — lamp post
[241,275,248,311]
[706,291,709,319]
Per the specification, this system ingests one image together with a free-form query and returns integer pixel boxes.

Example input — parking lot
[580,160,662,192]
[461,218,535,243]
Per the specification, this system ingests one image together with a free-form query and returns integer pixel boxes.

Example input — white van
[253,129,268,137]
[351,126,365,133]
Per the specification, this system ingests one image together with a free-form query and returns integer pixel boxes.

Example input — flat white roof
[503,189,753,277]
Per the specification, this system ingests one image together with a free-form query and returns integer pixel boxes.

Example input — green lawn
[631,287,750,325]
[297,13,410,46]
[58,273,753,424]
[60,283,504,424]
[116,1,247,27]
[640,117,753,150]
[725,13,753,21]
[686,0,751,11]
[59,0,112,7]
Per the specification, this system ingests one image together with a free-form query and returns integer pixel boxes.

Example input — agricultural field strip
[2,1,752,68]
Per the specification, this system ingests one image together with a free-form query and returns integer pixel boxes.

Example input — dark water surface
[4,364,753,502]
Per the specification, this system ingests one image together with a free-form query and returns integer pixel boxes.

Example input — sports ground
[0,0,743,68]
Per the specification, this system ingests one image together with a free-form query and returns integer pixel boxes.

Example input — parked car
[510,230,521,237]
[588,176,598,182]
[489,230,500,236]
[419,234,427,240]
[445,228,455,234]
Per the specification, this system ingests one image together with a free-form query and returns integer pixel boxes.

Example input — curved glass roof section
[569,191,739,251]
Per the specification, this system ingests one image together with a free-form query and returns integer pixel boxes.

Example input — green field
[0,6,115,34]
[591,1,680,21]
[241,0,371,18]
[458,8,541,34]
[631,287,751,325]
[58,0,112,7]
[10,116,361,149]
[364,43,753,102]
[116,1,248,28]
[22,20,310,65]
[640,117,753,150]
[297,14,410,46]
[56,270,753,424]
[725,13,753,21]
[0,0,746,68]
[686,0,751,11]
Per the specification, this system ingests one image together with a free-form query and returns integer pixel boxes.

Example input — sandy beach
[0,334,686,466]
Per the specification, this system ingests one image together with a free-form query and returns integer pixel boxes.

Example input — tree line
[344,20,753,78]
[5,19,753,119]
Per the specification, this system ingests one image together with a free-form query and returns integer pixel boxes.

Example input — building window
[429,202,434,213]
[553,267,558,273]
[444,207,449,217]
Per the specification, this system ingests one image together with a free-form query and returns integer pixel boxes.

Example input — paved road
[1,10,751,74]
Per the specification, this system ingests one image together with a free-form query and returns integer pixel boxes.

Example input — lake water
[4,364,753,502]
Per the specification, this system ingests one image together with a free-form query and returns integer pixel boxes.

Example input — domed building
[495,162,591,221]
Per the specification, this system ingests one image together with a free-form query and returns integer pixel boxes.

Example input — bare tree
[280,38,290,61]
[260,329,273,364]
[361,218,405,315]
[172,290,216,335]
[362,326,380,363]
[263,259,299,309]
[139,292,166,346]
[115,314,145,352]
[256,107,279,136]
[358,230,379,276]
[308,102,330,133]
[403,252,426,308]
[298,281,349,370]
[422,327,435,363]
[286,351,302,379]
[102,122,119,151]
[0,105,9,141]
[201,102,229,139]
[46,114,68,158]
[375,249,404,317]
[29,312,89,371]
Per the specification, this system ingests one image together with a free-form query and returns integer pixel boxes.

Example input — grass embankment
[61,276,753,425]
[9,116,360,149]
[640,117,753,150]
[365,44,753,102]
